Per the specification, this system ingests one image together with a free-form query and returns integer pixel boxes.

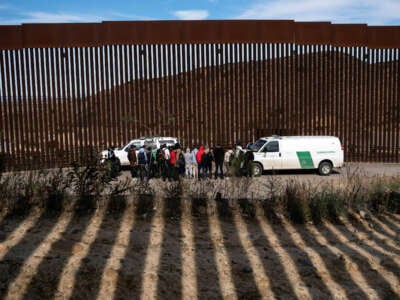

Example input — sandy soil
[0,192,399,300]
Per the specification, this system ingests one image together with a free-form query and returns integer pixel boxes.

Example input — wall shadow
[350,217,400,256]
[383,214,400,228]
[245,217,298,299]
[69,203,125,299]
[333,221,400,279]
[192,215,223,299]
[316,222,398,299]
[113,201,155,299]
[0,211,33,243]
[270,221,334,298]
[22,208,96,299]
[156,196,182,298]
[0,210,59,298]
[296,223,369,298]
[216,203,261,299]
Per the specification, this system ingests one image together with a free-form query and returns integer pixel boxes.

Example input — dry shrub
[261,174,283,222]
[367,176,400,214]
[67,157,112,213]
[231,177,256,219]
[0,171,48,216]
[164,180,184,219]
[43,169,69,213]
[215,191,232,218]
[189,179,211,217]
[107,177,132,214]
[133,180,155,216]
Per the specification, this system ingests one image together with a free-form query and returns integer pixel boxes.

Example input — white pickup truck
[250,135,344,176]
[101,136,178,167]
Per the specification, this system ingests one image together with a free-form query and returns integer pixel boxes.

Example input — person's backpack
[157,149,165,161]
[127,149,133,162]
[108,148,115,160]
[138,151,146,165]
[178,153,185,167]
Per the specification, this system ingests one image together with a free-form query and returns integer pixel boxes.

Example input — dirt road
[119,162,400,185]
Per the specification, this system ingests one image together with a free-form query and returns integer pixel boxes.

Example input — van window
[251,139,267,151]
[263,141,279,152]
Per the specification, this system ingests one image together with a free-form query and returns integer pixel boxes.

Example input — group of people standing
[127,142,254,181]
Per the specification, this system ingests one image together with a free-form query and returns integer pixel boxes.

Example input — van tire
[318,161,332,176]
[253,163,263,177]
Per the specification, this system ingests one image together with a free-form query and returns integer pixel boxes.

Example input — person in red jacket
[196,145,204,178]
[169,145,177,180]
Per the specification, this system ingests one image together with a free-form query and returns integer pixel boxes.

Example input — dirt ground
[0,190,399,300]
[1,163,400,299]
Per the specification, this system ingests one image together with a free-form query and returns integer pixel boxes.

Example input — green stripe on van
[296,151,314,168]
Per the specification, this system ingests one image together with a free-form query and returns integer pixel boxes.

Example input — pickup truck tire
[318,161,333,176]
[252,162,263,177]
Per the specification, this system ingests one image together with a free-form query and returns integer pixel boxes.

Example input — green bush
[309,191,328,225]
[368,180,390,213]
[325,190,345,223]
[283,180,310,224]
[388,191,400,213]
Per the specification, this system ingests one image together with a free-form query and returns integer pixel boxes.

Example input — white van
[101,136,178,167]
[250,136,344,176]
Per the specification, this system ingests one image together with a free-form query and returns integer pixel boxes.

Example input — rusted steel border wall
[0,20,399,170]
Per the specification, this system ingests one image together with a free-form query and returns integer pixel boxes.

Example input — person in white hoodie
[184,147,193,178]
[191,145,198,179]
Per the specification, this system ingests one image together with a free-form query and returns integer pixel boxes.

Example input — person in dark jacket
[243,145,255,177]
[127,145,137,178]
[201,148,213,178]
[213,144,225,179]
[137,145,148,181]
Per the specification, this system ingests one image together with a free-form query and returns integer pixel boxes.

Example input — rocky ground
[0,195,399,300]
